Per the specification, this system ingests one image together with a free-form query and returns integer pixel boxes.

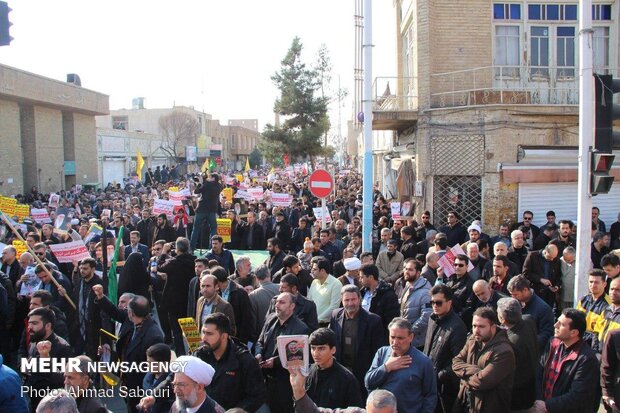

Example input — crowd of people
[0,165,619,413]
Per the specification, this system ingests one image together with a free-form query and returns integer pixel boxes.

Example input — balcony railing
[372,76,418,111]
[430,65,619,108]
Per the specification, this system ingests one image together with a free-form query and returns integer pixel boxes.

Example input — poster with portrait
[277,335,309,371]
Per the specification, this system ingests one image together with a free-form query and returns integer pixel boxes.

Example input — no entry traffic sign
[309,169,333,198]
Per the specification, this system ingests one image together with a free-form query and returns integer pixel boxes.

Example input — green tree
[249,147,263,169]
[260,37,330,168]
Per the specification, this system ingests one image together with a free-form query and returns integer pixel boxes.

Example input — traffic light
[594,74,620,152]
[590,151,615,195]
[590,74,620,196]
[0,1,11,46]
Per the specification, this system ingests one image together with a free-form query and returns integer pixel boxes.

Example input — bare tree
[158,110,199,162]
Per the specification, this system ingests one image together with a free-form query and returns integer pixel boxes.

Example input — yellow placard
[14,204,30,222]
[168,186,179,192]
[12,240,27,259]
[216,218,232,243]
[221,187,233,203]
[178,317,202,353]
[235,174,243,182]
[0,196,17,216]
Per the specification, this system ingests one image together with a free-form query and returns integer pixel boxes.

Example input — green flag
[107,226,124,305]
[209,158,217,171]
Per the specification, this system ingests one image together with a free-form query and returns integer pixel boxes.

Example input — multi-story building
[96,105,261,184]
[373,0,620,230]
[0,64,108,195]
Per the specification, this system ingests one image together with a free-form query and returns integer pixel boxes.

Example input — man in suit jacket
[522,244,562,311]
[211,266,255,345]
[249,264,280,339]
[255,292,311,413]
[116,295,164,413]
[196,274,236,333]
[124,230,150,269]
[329,285,385,397]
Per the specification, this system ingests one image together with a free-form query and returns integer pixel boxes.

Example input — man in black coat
[329,285,385,397]
[256,292,311,413]
[116,295,164,413]
[194,313,267,412]
[22,307,74,411]
[273,212,292,252]
[191,173,224,251]
[266,237,287,276]
[359,263,400,331]
[240,211,266,250]
[151,213,177,244]
[423,284,467,413]
[59,258,101,360]
[157,237,196,355]
[522,244,562,311]
[497,297,538,412]
[267,273,318,332]
[211,266,255,345]
[438,211,468,247]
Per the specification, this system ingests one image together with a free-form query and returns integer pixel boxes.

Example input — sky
[1,0,397,134]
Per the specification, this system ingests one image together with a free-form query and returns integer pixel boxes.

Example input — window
[593,4,612,20]
[493,3,521,19]
[494,26,520,77]
[529,4,578,20]
[556,27,575,77]
[593,27,610,72]
[112,116,128,130]
[530,26,549,77]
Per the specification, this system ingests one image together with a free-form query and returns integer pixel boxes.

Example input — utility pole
[362,0,373,253]
[574,0,594,303]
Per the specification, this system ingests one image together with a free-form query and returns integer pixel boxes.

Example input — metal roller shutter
[518,182,620,228]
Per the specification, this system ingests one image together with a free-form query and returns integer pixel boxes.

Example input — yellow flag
[136,150,145,180]
[245,157,250,172]
[201,158,210,173]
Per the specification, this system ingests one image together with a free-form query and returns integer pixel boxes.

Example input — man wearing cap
[338,257,362,288]
[170,355,225,413]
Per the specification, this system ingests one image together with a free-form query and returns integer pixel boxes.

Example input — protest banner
[177,317,202,353]
[313,207,332,224]
[152,199,175,218]
[216,218,232,243]
[271,193,293,207]
[31,208,52,224]
[248,187,264,200]
[0,196,17,216]
[390,202,401,220]
[12,240,28,259]
[221,187,234,204]
[14,204,30,222]
[49,240,92,263]
[168,191,186,206]
[437,244,475,277]
[236,190,252,201]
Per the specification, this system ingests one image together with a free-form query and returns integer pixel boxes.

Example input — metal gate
[433,176,482,228]
[430,134,484,227]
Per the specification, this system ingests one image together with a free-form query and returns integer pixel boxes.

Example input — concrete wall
[0,100,23,195]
